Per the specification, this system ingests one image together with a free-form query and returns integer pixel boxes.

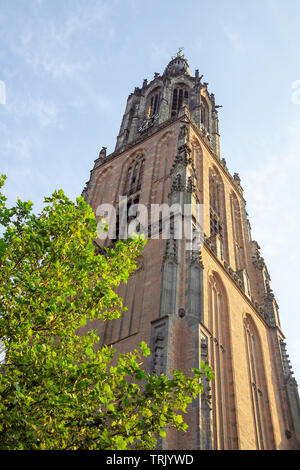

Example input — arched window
[123,155,145,196]
[171,84,189,117]
[230,193,244,271]
[209,167,228,260]
[90,167,113,209]
[208,272,238,449]
[146,88,161,119]
[191,139,203,201]
[102,256,145,344]
[113,155,145,242]
[244,314,275,449]
[209,169,221,217]
[200,97,210,131]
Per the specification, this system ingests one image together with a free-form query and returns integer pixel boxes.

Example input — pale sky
[0,0,300,385]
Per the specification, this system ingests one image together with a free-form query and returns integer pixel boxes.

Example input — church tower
[82,51,300,450]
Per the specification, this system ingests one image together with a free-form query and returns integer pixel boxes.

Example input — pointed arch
[191,138,203,202]
[109,151,146,242]
[209,166,228,261]
[90,166,113,209]
[103,256,146,345]
[207,271,239,449]
[200,96,210,132]
[153,131,173,182]
[171,82,190,117]
[145,86,161,119]
[244,314,276,449]
[230,192,245,271]
[122,153,145,197]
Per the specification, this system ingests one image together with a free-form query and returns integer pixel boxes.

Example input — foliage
[0,175,213,450]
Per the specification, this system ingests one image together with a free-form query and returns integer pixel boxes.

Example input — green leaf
[0,178,211,451]
[107,403,115,412]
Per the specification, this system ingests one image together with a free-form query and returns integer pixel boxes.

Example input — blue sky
[0,0,300,385]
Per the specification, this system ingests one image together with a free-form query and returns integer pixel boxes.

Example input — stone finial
[233,173,241,185]
[99,146,107,159]
[221,158,227,167]
[265,280,274,297]
[154,72,160,79]
[142,79,148,88]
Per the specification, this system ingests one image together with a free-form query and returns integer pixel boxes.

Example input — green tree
[0,175,213,450]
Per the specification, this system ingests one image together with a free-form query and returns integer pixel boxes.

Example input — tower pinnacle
[164,48,191,77]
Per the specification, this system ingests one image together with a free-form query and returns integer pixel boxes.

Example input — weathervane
[172,47,184,59]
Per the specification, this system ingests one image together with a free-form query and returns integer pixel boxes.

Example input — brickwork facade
[82,52,300,450]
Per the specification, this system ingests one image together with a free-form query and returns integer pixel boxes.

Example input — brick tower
[82,51,300,450]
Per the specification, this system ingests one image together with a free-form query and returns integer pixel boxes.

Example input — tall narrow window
[146,88,161,118]
[172,89,178,112]
[171,85,189,117]
[178,88,183,109]
[244,315,275,449]
[201,97,210,131]
[123,156,145,196]
[230,193,244,271]
[113,155,145,242]
[209,170,222,233]
[191,138,204,202]
[208,273,238,449]
[209,167,228,261]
